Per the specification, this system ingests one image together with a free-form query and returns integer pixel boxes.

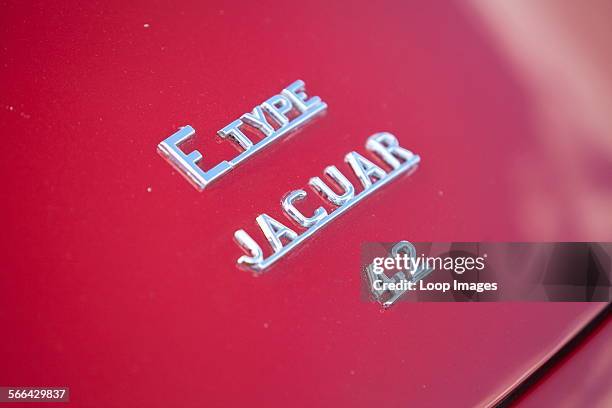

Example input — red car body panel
[516,314,612,407]
[1,1,610,406]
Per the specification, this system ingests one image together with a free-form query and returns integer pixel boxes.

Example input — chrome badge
[157,80,327,190]
[234,132,421,273]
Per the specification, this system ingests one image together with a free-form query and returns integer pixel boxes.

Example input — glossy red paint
[1,1,610,407]
[516,313,612,407]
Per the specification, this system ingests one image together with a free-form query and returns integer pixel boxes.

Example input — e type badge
[234,132,420,273]
[157,80,327,190]
[157,79,421,273]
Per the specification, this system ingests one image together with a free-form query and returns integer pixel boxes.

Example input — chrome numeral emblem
[365,241,434,308]
[157,80,327,190]
[234,132,421,273]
